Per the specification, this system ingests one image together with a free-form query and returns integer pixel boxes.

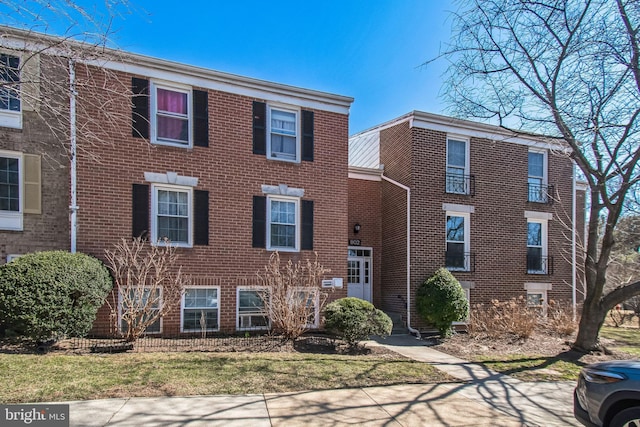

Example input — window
[445,212,471,271]
[181,287,219,332]
[446,137,469,194]
[527,219,548,274]
[528,150,548,202]
[151,184,193,247]
[151,82,192,147]
[290,288,319,329]
[119,288,161,334]
[267,106,299,162]
[525,283,551,316]
[0,54,20,113]
[267,196,300,251]
[0,152,22,230]
[237,288,270,330]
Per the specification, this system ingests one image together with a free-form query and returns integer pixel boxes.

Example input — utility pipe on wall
[572,161,577,321]
[381,174,420,338]
[69,59,78,253]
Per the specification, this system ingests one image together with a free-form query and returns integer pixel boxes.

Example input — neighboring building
[349,111,586,332]
[0,27,353,336]
[0,39,70,262]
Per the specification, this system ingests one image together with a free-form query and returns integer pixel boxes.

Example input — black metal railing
[526,254,554,275]
[446,173,475,196]
[445,251,476,272]
[528,183,554,204]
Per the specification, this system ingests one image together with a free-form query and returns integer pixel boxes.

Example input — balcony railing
[526,254,554,275]
[446,173,475,196]
[445,251,475,272]
[528,183,554,204]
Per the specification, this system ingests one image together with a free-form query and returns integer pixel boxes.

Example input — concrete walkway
[54,334,578,426]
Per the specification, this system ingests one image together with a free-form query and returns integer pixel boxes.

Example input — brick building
[0,27,353,336]
[348,111,586,332]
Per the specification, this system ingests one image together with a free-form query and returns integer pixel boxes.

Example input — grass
[0,351,453,403]
[469,326,640,382]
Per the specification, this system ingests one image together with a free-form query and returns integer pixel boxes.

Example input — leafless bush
[545,300,578,336]
[257,251,331,341]
[105,237,189,342]
[469,297,538,340]
[608,306,635,328]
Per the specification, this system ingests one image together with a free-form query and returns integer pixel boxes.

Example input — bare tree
[257,251,331,341]
[436,0,640,351]
[105,237,189,342]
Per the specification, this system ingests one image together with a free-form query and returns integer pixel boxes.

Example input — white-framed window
[267,195,300,252]
[119,287,162,334]
[151,82,192,148]
[525,283,551,316]
[151,184,193,247]
[0,53,21,129]
[181,287,219,333]
[0,151,23,230]
[268,105,300,162]
[6,254,22,263]
[446,136,469,194]
[528,149,548,202]
[527,218,548,274]
[290,287,320,329]
[237,287,270,331]
[445,211,471,271]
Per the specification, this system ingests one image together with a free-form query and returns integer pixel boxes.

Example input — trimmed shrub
[0,251,112,341]
[416,268,469,338]
[323,297,392,348]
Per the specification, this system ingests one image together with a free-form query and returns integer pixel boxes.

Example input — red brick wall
[348,177,382,307]
[75,64,349,335]
[380,123,582,330]
[0,54,70,261]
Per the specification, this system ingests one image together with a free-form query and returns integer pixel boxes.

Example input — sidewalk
[58,334,579,426]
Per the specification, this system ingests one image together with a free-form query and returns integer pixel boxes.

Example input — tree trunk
[573,301,606,352]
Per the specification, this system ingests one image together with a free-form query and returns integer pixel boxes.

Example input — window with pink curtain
[156,88,189,144]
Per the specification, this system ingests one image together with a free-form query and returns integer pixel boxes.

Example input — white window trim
[0,150,23,231]
[180,286,220,333]
[528,148,548,185]
[150,183,194,248]
[6,254,22,263]
[0,52,22,129]
[524,282,552,316]
[118,287,163,335]
[527,218,548,274]
[290,287,320,329]
[236,287,271,331]
[266,195,300,252]
[446,135,470,194]
[267,104,301,163]
[150,81,193,148]
[445,210,471,271]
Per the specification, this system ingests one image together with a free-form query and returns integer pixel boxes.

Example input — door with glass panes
[347,248,372,302]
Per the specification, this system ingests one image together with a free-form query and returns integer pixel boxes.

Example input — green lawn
[471,327,640,381]
[0,352,453,403]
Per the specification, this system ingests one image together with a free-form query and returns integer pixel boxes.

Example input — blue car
[575,360,640,427]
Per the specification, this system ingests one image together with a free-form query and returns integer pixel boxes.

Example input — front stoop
[385,311,408,335]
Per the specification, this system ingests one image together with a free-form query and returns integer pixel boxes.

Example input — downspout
[381,174,420,338]
[69,59,78,253]
[572,161,577,321]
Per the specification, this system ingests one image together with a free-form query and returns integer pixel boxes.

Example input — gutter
[572,161,577,320]
[69,59,78,253]
[381,174,420,339]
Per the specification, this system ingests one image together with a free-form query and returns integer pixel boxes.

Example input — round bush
[0,251,113,341]
[416,267,469,338]
[323,297,392,347]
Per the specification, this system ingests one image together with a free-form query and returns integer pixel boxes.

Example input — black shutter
[252,195,266,248]
[132,184,149,239]
[301,200,314,250]
[131,78,149,139]
[193,90,209,147]
[194,190,209,245]
[302,110,314,162]
[253,101,266,155]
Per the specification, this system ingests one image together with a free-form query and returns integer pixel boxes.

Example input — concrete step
[384,311,408,335]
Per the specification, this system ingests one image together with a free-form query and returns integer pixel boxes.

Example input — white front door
[347,248,372,303]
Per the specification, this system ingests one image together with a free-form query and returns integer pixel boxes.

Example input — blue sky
[4,0,457,134]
